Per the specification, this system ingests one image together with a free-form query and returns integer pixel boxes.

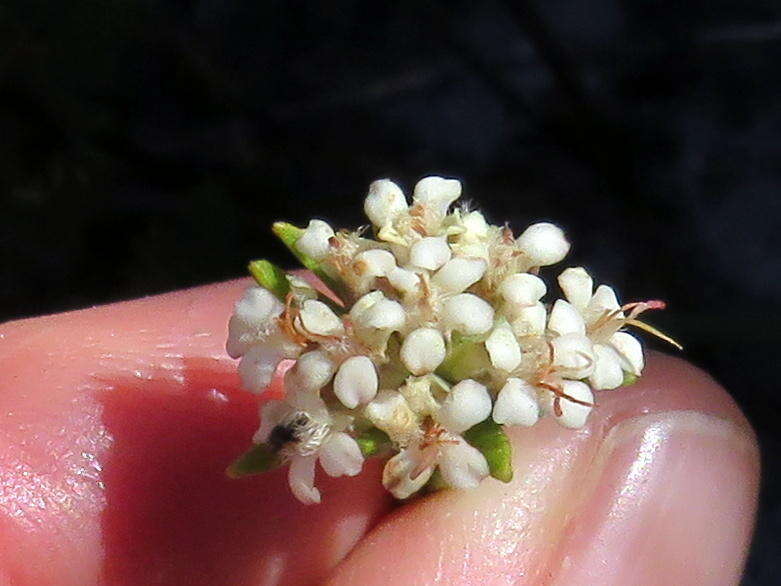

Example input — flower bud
[517,222,570,266]
[441,293,494,335]
[333,356,378,408]
[409,236,451,270]
[400,327,446,375]
[364,179,407,227]
[432,257,486,293]
[226,287,285,358]
[319,432,364,477]
[295,219,334,260]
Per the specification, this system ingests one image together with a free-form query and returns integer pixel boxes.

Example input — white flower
[364,390,420,446]
[295,219,334,260]
[517,222,570,266]
[382,379,491,498]
[364,179,407,227]
[255,394,363,504]
[227,287,301,393]
[550,332,595,380]
[354,249,397,279]
[556,267,644,389]
[432,257,487,293]
[225,286,285,359]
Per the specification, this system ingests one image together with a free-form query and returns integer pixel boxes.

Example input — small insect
[267,411,330,458]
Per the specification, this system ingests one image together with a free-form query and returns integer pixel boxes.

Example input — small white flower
[400,327,447,375]
[237,343,287,394]
[556,267,644,389]
[412,176,462,216]
[485,322,522,372]
[382,379,490,498]
[492,377,539,427]
[550,333,595,379]
[226,286,285,359]
[295,219,334,260]
[256,396,363,504]
[350,292,405,332]
[409,236,452,271]
[333,355,379,408]
[432,257,487,293]
[364,390,419,446]
[364,179,407,227]
[459,210,489,242]
[517,222,570,267]
[440,293,494,335]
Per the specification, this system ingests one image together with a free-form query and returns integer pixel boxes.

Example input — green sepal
[272,221,350,302]
[226,443,281,478]
[622,371,639,386]
[436,332,491,384]
[355,427,391,458]
[248,259,291,301]
[463,418,513,483]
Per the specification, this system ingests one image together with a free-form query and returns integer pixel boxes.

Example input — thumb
[328,354,759,585]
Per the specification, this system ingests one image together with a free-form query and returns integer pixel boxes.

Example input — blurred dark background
[0,1,779,581]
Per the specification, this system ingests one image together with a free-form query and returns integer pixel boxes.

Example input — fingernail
[548,411,759,585]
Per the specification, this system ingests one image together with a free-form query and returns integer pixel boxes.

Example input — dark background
[1,1,779,581]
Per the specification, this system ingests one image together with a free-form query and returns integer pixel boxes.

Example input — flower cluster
[225,176,678,503]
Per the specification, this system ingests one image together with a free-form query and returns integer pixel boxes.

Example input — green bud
[248,259,290,301]
[355,427,391,457]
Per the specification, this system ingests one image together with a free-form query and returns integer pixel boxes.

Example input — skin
[0,278,759,585]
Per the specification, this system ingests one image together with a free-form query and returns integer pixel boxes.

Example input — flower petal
[558,267,593,311]
[550,333,594,379]
[548,299,586,336]
[400,328,447,375]
[298,299,344,336]
[364,179,407,227]
[382,445,434,499]
[589,344,625,390]
[288,455,321,504]
[436,379,492,434]
[333,356,379,408]
[516,222,570,266]
[492,378,539,426]
[438,439,489,489]
[237,344,285,394]
[319,432,364,477]
[609,331,644,375]
[409,236,452,271]
[440,293,494,335]
[295,219,334,260]
[498,273,547,306]
[412,176,462,216]
[432,257,487,293]
[485,323,522,372]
